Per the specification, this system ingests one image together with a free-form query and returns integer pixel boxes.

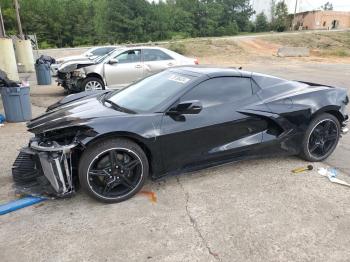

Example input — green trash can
[0,86,32,122]
[35,64,52,85]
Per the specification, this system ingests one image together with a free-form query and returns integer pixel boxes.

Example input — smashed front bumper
[56,72,82,91]
[12,139,78,197]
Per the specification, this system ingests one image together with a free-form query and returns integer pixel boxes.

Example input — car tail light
[194,58,199,65]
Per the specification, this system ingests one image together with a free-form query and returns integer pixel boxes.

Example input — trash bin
[35,64,51,85]
[0,86,32,122]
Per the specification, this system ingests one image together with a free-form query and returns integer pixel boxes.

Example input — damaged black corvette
[13,67,348,203]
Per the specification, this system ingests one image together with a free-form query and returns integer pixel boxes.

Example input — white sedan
[57,46,199,92]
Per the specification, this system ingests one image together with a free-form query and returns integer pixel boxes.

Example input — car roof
[89,45,119,51]
[124,46,167,50]
[170,66,252,78]
[107,46,187,59]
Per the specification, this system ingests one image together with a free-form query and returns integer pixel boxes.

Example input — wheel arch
[312,105,345,124]
[85,73,105,85]
[83,131,154,174]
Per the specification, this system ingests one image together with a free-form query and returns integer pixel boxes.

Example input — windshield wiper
[104,99,136,114]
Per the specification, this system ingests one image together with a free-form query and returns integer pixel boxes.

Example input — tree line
[254,0,289,33]
[1,0,290,48]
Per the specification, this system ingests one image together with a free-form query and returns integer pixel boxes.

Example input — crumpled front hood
[57,55,87,63]
[58,59,95,73]
[27,94,127,134]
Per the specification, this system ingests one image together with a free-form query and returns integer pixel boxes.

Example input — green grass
[325,49,350,57]
[262,31,350,57]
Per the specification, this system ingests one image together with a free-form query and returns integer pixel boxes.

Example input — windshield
[91,47,116,56]
[94,48,123,63]
[106,71,196,113]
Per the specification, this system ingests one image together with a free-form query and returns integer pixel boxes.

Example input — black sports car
[13,67,349,203]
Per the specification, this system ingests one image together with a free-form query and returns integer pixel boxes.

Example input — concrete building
[293,10,350,30]
[250,0,350,22]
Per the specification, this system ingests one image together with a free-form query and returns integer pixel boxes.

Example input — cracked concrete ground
[0,60,350,262]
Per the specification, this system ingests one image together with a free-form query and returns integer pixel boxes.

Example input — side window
[143,49,173,62]
[181,77,252,107]
[115,50,141,64]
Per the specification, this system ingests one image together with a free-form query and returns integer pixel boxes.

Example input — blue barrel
[0,86,32,122]
[35,64,52,85]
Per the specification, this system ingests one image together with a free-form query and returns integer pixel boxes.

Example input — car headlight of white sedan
[72,70,85,77]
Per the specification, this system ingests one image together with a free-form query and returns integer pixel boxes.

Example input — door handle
[167,63,174,66]
[135,64,142,69]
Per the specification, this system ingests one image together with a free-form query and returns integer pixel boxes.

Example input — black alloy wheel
[308,119,339,158]
[79,138,148,203]
[300,113,340,162]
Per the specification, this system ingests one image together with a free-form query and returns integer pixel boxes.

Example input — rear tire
[79,138,149,203]
[300,113,340,162]
[81,77,105,92]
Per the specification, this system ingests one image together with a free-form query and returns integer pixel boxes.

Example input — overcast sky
[286,0,350,12]
[149,0,350,17]
[250,0,350,20]
[252,0,350,15]
[150,1,350,12]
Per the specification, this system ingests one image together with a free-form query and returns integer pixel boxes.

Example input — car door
[159,77,270,173]
[142,49,177,78]
[104,49,143,89]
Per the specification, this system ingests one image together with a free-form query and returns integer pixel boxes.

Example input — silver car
[57,46,198,92]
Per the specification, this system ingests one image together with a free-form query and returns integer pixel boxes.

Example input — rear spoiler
[296,80,334,88]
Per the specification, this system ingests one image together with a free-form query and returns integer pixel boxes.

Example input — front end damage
[12,90,110,197]
[56,60,95,92]
[12,138,79,198]
[57,70,85,92]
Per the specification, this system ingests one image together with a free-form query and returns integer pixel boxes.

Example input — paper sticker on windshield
[168,74,190,84]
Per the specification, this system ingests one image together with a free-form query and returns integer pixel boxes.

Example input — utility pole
[0,4,5,37]
[13,0,24,39]
[292,0,298,30]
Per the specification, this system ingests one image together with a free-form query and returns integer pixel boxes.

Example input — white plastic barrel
[14,39,35,73]
[0,38,19,81]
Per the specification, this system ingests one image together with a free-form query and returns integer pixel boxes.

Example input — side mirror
[168,100,202,115]
[108,58,119,65]
[86,52,93,57]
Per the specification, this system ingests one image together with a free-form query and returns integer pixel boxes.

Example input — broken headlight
[72,70,85,78]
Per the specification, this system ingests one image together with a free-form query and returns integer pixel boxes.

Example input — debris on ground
[318,167,350,187]
[292,165,313,173]
[0,196,47,215]
[139,191,157,203]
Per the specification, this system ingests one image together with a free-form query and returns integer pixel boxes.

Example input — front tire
[79,138,149,203]
[300,113,341,162]
[81,77,105,92]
